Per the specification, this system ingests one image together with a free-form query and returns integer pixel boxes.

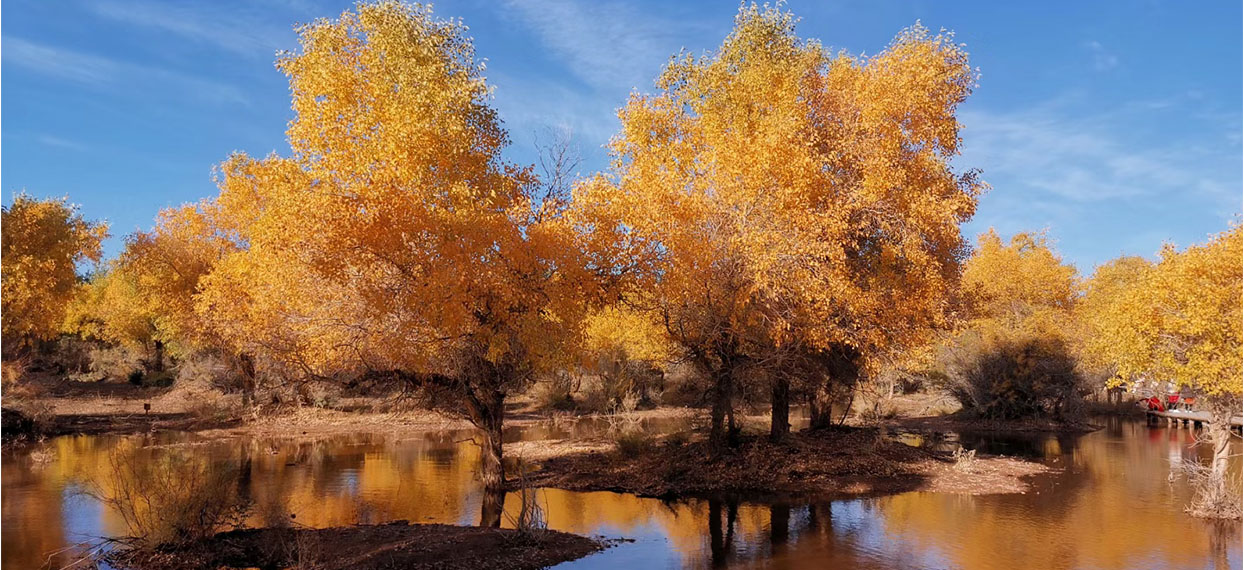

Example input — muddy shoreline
[516,428,1051,499]
[104,522,606,570]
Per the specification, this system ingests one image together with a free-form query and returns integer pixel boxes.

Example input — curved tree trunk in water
[468,387,507,496]
[479,488,506,528]
[770,377,790,441]
[1202,395,1237,517]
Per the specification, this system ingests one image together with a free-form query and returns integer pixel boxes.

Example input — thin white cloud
[492,71,622,154]
[36,134,89,151]
[960,106,1236,204]
[3,37,118,84]
[86,0,297,58]
[959,99,1242,269]
[1085,40,1119,71]
[500,0,708,93]
[3,37,250,106]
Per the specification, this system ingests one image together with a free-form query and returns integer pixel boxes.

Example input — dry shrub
[854,382,901,425]
[613,431,653,458]
[176,354,234,391]
[1177,459,1243,520]
[51,337,95,375]
[587,356,665,409]
[651,362,706,407]
[940,331,1085,421]
[507,463,548,539]
[16,399,56,429]
[161,355,239,420]
[530,373,577,412]
[75,345,145,383]
[80,442,251,548]
[951,446,977,471]
[2,357,34,399]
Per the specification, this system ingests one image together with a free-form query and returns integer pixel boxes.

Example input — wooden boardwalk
[1146,409,1243,427]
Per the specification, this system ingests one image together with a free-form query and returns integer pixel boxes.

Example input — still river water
[3,416,1241,569]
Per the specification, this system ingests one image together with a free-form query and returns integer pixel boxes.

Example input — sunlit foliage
[63,268,158,353]
[1083,226,1242,400]
[1079,226,1242,517]
[184,1,609,493]
[1,193,108,353]
[938,230,1085,419]
[576,4,982,442]
[961,229,1078,335]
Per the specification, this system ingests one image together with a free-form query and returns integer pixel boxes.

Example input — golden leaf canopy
[188,1,601,380]
[575,4,983,364]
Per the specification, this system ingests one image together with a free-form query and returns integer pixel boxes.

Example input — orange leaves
[961,229,1078,333]
[1,194,108,349]
[578,4,982,367]
[1083,226,1242,397]
[126,0,607,387]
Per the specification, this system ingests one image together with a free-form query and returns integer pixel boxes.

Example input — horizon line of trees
[2,1,1239,520]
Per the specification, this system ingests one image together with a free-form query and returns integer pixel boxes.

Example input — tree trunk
[152,340,165,373]
[479,488,505,528]
[709,367,734,449]
[708,499,725,567]
[471,389,507,494]
[769,503,790,547]
[238,353,257,408]
[1205,397,1234,515]
[810,347,860,429]
[770,376,790,441]
[809,383,835,430]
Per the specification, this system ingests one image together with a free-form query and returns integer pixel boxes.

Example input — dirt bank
[519,428,1051,499]
[105,522,605,570]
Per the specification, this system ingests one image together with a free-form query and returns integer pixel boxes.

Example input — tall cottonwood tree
[194,1,608,516]
[575,5,982,443]
[1075,255,1152,386]
[961,230,1078,334]
[63,267,164,371]
[116,202,251,395]
[939,230,1084,419]
[2,194,108,355]
[1082,226,1242,517]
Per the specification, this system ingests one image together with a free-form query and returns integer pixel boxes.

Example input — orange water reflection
[2,418,1239,569]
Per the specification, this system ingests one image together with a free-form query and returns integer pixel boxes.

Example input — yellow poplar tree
[194,1,608,512]
[120,203,240,357]
[1075,255,1153,384]
[1085,226,1241,517]
[63,267,164,371]
[2,193,108,354]
[943,230,1082,418]
[574,5,981,442]
[961,229,1079,334]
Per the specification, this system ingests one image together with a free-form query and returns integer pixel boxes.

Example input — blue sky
[3,0,1241,273]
